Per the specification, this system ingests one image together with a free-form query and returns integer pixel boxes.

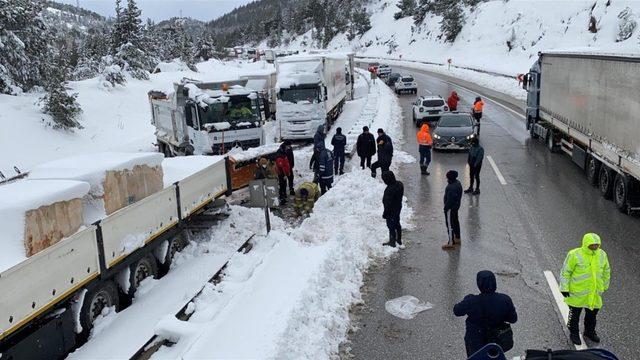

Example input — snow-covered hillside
[286,0,640,75]
[0,60,274,179]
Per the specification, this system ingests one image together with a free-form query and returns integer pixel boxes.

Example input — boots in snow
[453,236,461,245]
[442,243,456,250]
[464,187,473,194]
[473,189,480,195]
[570,333,582,345]
[383,241,396,248]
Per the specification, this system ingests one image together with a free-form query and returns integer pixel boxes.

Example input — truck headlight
[433,134,441,139]
[466,134,476,139]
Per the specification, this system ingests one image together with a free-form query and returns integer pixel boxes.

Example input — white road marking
[486,156,507,185]
[422,88,433,94]
[543,270,588,350]
[444,80,526,119]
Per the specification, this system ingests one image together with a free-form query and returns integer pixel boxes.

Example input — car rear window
[402,77,414,82]
[423,100,444,107]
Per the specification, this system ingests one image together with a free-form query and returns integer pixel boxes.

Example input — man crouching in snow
[382,171,404,248]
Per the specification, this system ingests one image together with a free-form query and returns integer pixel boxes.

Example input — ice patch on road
[385,295,433,319]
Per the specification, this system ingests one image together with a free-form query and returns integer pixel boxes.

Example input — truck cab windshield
[198,96,259,126]
[279,85,320,104]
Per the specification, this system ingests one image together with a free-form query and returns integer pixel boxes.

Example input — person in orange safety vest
[472,97,485,134]
[416,123,433,175]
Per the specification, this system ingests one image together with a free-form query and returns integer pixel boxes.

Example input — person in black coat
[465,138,484,195]
[371,128,393,178]
[314,124,325,149]
[279,140,295,195]
[454,270,518,357]
[331,127,347,175]
[356,126,376,169]
[442,170,463,250]
[315,142,334,194]
[382,170,404,248]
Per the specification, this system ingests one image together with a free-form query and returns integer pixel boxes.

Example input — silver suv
[393,75,417,95]
[412,95,449,126]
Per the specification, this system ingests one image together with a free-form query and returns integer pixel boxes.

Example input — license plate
[428,110,439,114]
[405,83,412,86]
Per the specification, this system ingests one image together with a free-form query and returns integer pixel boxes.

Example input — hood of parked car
[433,126,474,137]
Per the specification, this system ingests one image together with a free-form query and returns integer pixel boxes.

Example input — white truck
[241,71,277,118]
[0,157,232,359]
[275,54,352,140]
[525,51,640,213]
[150,80,266,156]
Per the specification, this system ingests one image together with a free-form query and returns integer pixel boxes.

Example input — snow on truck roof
[185,83,257,106]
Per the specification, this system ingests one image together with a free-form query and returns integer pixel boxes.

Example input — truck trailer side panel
[323,57,347,114]
[540,54,640,157]
[0,227,100,341]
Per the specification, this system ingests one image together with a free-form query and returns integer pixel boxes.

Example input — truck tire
[614,173,629,213]
[599,166,614,200]
[528,119,539,139]
[128,255,159,297]
[159,142,173,158]
[546,130,557,152]
[158,234,188,273]
[586,156,601,187]
[79,281,119,337]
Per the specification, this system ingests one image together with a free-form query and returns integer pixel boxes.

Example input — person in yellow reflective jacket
[559,233,611,345]
[294,182,320,216]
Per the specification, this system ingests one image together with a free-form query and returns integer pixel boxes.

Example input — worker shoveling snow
[385,295,433,320]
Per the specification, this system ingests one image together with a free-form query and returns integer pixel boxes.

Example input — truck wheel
[128,255,159,297]
[158,234,188,273]
[79,281,119,337]
[614,173,629,213]
[528,119,539,139]
[586,156,601,187]
[546,130,556,152]
[159,143,173,158]
[599,166,614,200]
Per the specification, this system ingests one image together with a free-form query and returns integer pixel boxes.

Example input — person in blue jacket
[315,142,334,194]
[454,270,518,357]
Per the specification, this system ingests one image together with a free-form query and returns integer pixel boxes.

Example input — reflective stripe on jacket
[416,124,433,146]
[559,233,611,309]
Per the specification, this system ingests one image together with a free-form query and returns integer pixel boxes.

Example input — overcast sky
[56,0,254,22]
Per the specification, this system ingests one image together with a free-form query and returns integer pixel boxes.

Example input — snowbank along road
[346,64,640,359]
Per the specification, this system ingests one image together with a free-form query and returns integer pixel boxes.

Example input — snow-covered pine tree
[440,2,465,42]
[395,0,417,20]
[0,0,54,94]
[41,56,82,130]
[108,0,153,79]
[193,32,216,61]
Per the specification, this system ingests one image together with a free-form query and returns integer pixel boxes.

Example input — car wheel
[586,156,600,187]
[599,166,614,200]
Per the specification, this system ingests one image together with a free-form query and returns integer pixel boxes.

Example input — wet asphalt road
[346,67,640,359]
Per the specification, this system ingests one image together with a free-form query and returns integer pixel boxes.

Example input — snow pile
[161,156,225,187]
[68,205,278,359]
[227,143,282,162]
[29,152,163,196]
[275,57,323,90]
[0,179,90,272]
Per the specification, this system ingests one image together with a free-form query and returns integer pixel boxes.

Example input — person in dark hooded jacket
[454,270,518,357]
[371,128,393,178]
[382,171,404,248]
[465,138,484,195]
[331,127,347,175]
[314,124,325,149]
[356,126,376,169]
[442,170,463,250]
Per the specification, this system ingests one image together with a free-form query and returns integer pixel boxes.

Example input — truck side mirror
[522,74,529,90]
